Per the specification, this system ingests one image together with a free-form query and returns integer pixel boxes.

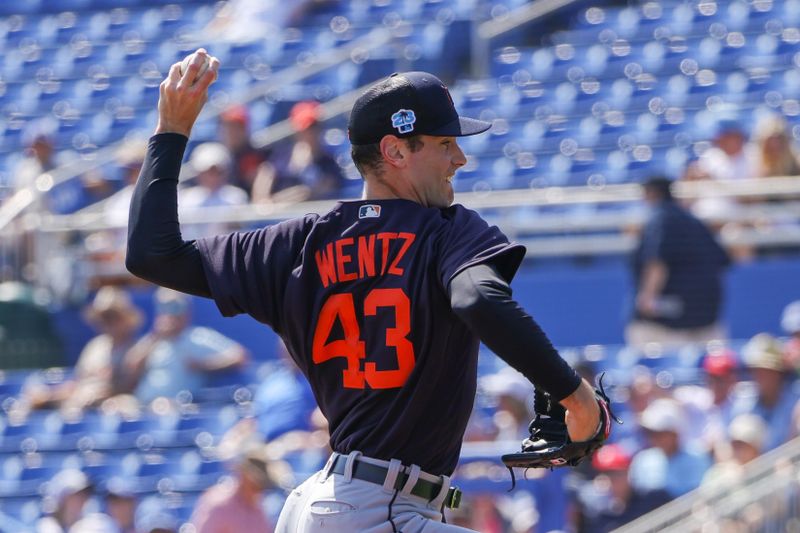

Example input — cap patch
[358,204,382,219]
[391,109,416,134]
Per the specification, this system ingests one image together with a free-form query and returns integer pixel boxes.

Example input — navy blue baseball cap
[348,71,492,145]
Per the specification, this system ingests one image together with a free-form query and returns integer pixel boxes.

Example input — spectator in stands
[782,301,800,372]
[38,469,93,533]
[674,347,740,452]
[103,139,148,228]
[611,367,670,451]
[134,496,178,533]
[203,0,340,42]
[12,119,62,193]
[79,140,149,287]
[731,333,799,451]
[480,368,534,440]
[683,119,755,182]
[218,105,266,196]
[681,119,763,261]
[104,477,137,533]
[252,339,317,441]
[190,444,283,532]
[628,398,711,498]
[123,288,248,405]
[751,115,800,178]
[22,286,143,412]
[579,444,670,533]
[701,413,767,492]
[68,512,121,533]
[252,101,346,203]
[626,176,731,349]
[180,142,248,239]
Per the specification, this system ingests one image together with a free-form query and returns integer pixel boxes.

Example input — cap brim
[428,116,491,137]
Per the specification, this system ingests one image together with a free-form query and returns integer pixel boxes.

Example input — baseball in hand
[180,51,210,84]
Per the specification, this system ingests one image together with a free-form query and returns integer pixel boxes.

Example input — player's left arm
[449,262,599,441]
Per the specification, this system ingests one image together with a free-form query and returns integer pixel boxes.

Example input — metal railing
[613,435,800,532]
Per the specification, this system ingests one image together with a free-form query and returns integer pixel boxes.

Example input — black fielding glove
[502,374,622,486]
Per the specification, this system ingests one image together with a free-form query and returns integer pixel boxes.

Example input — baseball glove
[501,374,621,486]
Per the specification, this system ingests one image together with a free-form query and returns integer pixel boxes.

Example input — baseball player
[127,49,602,532]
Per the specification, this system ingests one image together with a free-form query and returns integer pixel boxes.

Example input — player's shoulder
[271,213,321,238]
[437,203,494,232]
[440,203,485,220]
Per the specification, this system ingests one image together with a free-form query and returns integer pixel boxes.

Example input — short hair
[350,136,425,178]
[642,175,673,200]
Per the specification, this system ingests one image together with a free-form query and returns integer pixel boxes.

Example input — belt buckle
[445,486,461,509]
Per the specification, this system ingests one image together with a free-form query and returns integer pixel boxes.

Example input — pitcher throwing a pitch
[127,49,611,532]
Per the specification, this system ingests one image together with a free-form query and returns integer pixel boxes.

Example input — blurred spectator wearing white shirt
[674,348,740,453]
[683,119,765,259]
[479,368,533,441]
[179,142,248,239]
[37,469,94,533]
[684,120,756,183]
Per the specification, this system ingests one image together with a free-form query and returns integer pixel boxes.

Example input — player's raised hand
[155,48,220,137]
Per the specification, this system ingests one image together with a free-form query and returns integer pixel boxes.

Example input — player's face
[406,135,466,208]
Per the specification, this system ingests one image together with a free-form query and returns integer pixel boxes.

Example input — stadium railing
[612,433,800,533]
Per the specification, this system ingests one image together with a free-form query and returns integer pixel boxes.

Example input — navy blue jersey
[197,198,525,475]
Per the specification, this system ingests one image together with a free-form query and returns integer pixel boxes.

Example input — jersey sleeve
[438,205,526,288]
[195,215,317,330]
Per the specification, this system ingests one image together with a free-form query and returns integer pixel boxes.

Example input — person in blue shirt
[628,398,711,498]
[124,288,249,404]
[731,333,800,452]
[627,176,731,349]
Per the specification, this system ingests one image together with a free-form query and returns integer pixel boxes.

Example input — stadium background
[0,0,799,531]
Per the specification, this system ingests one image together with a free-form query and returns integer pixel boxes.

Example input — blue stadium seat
[93,415,154,450]
[35,412,99,452]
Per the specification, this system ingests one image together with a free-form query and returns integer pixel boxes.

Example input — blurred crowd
[3,98,800,298]
[1,97,799,533]
[3,270,799,531]
[1,6,800,530]
[1,98,349,290]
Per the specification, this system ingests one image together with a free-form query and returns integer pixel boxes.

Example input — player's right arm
[125,50,219,296]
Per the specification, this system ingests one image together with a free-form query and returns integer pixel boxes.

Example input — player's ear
[379,135,408,169]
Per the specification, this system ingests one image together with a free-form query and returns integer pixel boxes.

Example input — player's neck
[362,174,421,205]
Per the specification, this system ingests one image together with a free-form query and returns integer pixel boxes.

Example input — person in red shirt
[218,104,267,196]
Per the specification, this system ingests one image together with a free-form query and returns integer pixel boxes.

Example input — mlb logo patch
[358,204,381,219]
[391,109,416,134]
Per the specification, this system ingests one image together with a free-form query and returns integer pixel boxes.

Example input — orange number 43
[312,288,416,389]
